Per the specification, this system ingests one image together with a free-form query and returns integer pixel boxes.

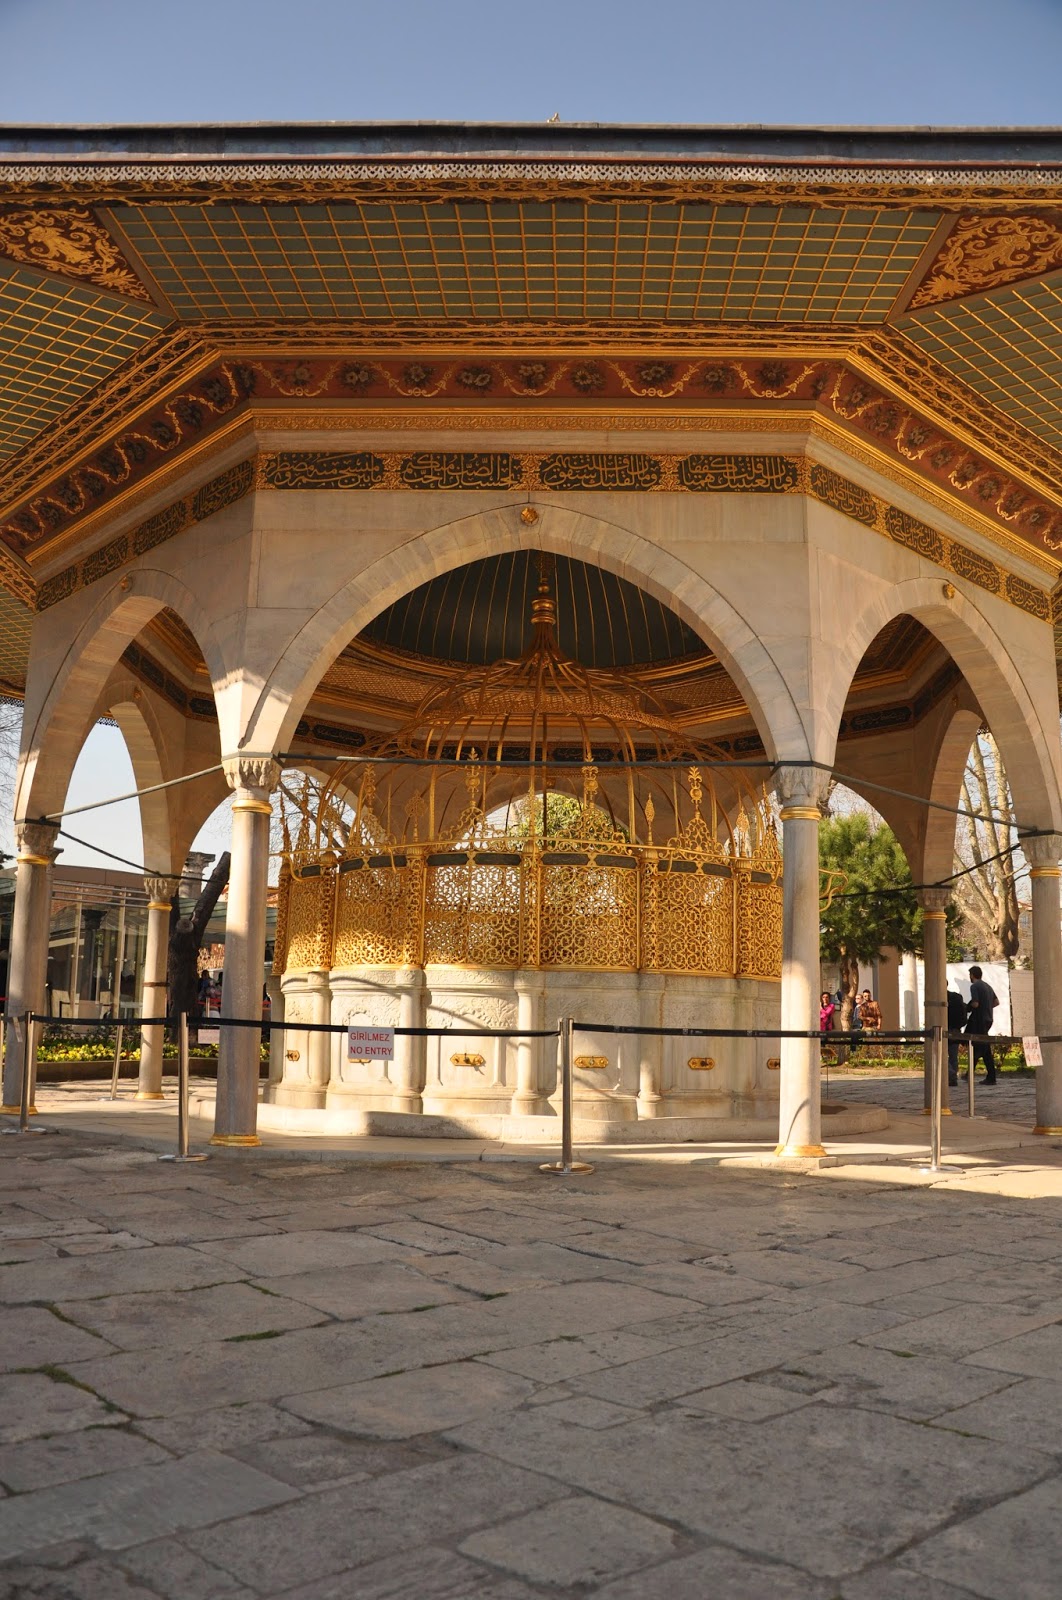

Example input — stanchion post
[109,1024,124,1101]
[540,1015,593,1177]
[967,1039,976,1119]
[159,1010,207,1163]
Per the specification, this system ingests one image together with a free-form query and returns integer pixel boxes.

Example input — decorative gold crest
[0,207,152,302]
[910,213,1062,310]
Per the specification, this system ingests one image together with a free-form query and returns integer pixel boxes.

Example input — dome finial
[530,550,557,637]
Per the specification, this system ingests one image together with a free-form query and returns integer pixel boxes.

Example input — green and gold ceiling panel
[111,201,941,324]
[0,259,170,461]
[0,584,35,690]
[901,275,1062,455]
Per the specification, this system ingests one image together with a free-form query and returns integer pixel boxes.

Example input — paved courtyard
[2,1124,1062,1598]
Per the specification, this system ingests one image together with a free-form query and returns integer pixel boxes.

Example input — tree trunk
[838,948,860,1030]
[167,852,231,1027]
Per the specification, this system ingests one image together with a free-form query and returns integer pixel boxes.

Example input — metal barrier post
[967,1039,976,1118]
[109,1024,124,1101]
[159,1011,207,1163]
[540,1016,593,1177]
[2,1011,47,1137]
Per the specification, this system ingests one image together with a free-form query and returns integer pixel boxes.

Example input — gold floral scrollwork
[0,207,152,302]
[910,213,1062,310]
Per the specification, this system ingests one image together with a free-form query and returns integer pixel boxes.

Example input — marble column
[2,822,59,1112]
[637,972,666,1118]
[1025,833,1062,1133]
[391,966,426,1113]
[212,757,278,1147]
[511,969,545,1115]
[137,877,172,1100]
[305,967,332,1096]
[920,888,951,1115]
[901,950,919,1033]
[774,766,830,1158]
[264,971,285,1084]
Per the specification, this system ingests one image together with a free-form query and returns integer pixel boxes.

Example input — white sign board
[197,1027,219,1046]
[347,1025,395,1062]
[1022,1035,1044,1067]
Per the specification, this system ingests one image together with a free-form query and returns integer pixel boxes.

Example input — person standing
[858,988,881,1032]
[819,991,836,1033]
[965,965,999,1085]
[947,986,967,1086]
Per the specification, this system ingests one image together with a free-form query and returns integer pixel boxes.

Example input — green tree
[819,813,924,1028]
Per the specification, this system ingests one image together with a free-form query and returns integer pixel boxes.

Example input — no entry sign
[347,1025,395,1061]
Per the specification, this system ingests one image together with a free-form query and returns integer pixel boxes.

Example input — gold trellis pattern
[278,835,782,980]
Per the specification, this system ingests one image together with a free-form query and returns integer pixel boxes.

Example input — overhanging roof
[4,122,1062,690]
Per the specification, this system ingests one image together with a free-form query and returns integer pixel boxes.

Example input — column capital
[15,820,60,866]
[919,887,952,916]
[772,764,831,818]
[1022,832,1062,873]
[143,875,174,908]
[222,755,281,802]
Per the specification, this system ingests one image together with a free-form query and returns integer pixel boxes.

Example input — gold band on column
[923,910,947,921]
[147,901,171,912]
[1033,1125,1062,1135]
[778,806,821,822]
[209,1133,263,1146]
[135,1091,165,1100]
[232,798,272,815]
[1030,866,1061,878]
[774,1143,828,1158]
[16,854,52,867]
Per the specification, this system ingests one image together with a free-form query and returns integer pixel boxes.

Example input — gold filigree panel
[284,867,336,970]
[910,214,1062,310]
[0,208,152,302]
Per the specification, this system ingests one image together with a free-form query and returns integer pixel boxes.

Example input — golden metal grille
[0,260,167,461]
[112,202,939,324]
[277,563,783,982]
[281,837,781,980]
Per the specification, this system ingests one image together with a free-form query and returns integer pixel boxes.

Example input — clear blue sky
[5,0,1061,870]
[3,0,1062,125]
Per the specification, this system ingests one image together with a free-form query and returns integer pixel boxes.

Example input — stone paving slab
[3,1123,1062,1596]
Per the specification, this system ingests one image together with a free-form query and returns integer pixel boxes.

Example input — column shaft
[3,827,58,1111]
[391,967,425,1113]
[512,971,544,1115]
[777,806,824,1157]
[213,770,275,1146]
[138,891,171,1100]
[1031,862,1062,1132]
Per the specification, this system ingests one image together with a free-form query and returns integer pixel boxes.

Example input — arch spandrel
[16,570,226,826]
[239,505,811,769]
[818,578,1062,832]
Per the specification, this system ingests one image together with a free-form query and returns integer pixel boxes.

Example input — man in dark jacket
[947,987,967,1086]
[964,965,999,1085]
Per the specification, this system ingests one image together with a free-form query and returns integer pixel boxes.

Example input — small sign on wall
[197,1027,220,1046]
[1023,1036,1044,1067]
[347,1025,395,1062]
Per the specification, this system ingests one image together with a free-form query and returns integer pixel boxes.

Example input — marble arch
[823,579,1062,832]
[16,570,225,828]
[241,504,809,769]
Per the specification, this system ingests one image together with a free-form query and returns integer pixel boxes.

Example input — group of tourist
[817,966,999,1083]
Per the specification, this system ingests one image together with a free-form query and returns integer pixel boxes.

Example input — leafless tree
[953,732,1021,961]
[0,698,23,861]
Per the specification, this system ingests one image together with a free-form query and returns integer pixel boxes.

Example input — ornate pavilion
[2,123,1062,1152]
